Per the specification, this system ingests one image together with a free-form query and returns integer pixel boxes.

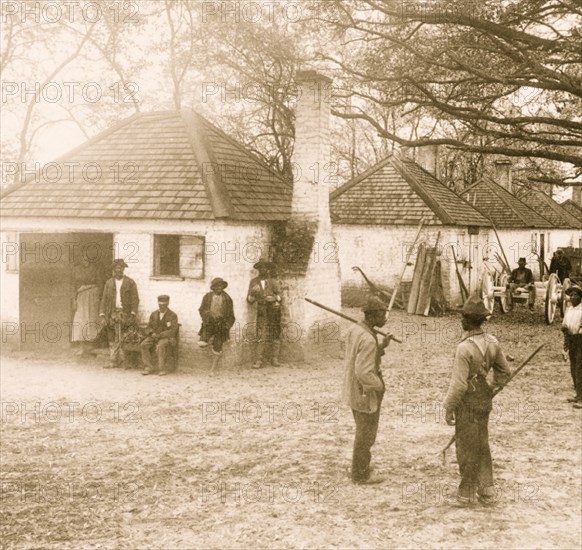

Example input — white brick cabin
[0,110,292,354]
[0,70,342,361]
[460,176,557,279]
[330,155,493,309]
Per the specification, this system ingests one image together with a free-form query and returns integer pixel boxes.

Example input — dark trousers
[455,406,494,499]
[567,334,582,399]
[140,337,173,372]
[200,318,229,353]
[351,392,384,482]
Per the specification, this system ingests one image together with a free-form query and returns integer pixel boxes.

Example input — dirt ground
[1,306,581,549]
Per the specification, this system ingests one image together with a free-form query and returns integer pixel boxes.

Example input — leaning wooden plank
[423,232,442,316]
[416,247,436,315]
[407,243,427,314]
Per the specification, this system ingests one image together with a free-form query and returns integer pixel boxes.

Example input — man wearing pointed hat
[443,293,511,506]
[508,257,536,312]
[342,296,393,485]
[199,278,235,372]
[247,260,282,369]
[141,295,179,376]
[99,259,140,368]
[561,285,582,409]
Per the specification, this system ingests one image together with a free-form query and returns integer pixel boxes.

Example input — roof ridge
[330,156,393,199]
[1,112,141,199]
[526,189,582,228]
[189,110,291,189]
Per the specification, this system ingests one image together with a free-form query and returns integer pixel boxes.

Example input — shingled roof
[560,199,582,222]
[330,156,491,227]
[460,177,554,229]
[518,189,582,229]
[1,110,292,222]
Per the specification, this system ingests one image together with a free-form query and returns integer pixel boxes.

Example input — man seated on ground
[549,248,572,283]
[141,295,179,376]
[508,257,536,312]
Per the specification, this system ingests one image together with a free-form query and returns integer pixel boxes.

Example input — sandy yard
[1,307,581,549]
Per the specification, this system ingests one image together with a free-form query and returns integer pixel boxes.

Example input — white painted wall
[0,218,274,348]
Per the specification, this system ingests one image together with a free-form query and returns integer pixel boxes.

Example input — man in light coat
[342,296,393,484]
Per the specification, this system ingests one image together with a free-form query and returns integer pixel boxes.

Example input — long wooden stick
[389,219,425,311]
[491,223,512,274]
[441,343,544,463]
[451,245,469,302]
[304,297,402,344]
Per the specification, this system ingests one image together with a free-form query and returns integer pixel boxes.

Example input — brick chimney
[494,160,512,192]
[415,144,440,179]
[282,70,341,358]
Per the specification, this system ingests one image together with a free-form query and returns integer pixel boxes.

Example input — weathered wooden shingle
[518,190,582,229]
[560,199,582,222]
[330,156,490,227]
[1,110,292,222]
[460,178,554,228]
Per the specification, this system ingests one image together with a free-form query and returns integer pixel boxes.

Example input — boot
[271,340,281,367]
[252,341,265,369]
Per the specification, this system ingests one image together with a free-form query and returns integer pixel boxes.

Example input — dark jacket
[549,255,572,282]
[247,277,281,306]
[99,276,139,318]
[199,292,235,327]
[509,267,534,286]
[146,308,179,340]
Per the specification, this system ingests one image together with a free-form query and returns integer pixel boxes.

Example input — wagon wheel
[560,278,572,318]
[481,270,495,315]
[545,273,559,324]
[498,273,511,313]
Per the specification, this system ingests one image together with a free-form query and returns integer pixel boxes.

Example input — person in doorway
[247,261,282,369]
[71,255,101,357]
[561,285,582,409]
[99,259,139,368]
[198,278,235,374]
[444,293,511,506]
[342,296,393,485]
[508,257,536,312]
[141,295,179,376]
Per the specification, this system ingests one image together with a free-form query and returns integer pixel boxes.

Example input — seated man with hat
[198,278,235,370]
[508,257,536,312]
[561,285,582,409]
[444,293,511,506]
[141,295,179,376]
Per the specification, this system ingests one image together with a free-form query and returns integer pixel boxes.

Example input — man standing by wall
[99,259,139,369]
[342,296,392,485]
[444,294,511,506]
[247,261,282,369]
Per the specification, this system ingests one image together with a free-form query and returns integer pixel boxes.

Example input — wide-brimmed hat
[362,296,388,313]
[462,293,490,319]
[210,277,228,290]
[517,257,527,264]
[112,259,128,268]
[157,295,170,304]
[253,260,274,271]
[565,285,582,297]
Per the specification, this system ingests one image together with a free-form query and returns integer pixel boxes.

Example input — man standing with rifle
[342,296,393,485]
[443,294,511,506]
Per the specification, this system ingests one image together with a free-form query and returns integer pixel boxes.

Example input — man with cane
[443,293,511,506]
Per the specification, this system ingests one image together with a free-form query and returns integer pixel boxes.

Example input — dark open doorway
[19,233,113,351]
